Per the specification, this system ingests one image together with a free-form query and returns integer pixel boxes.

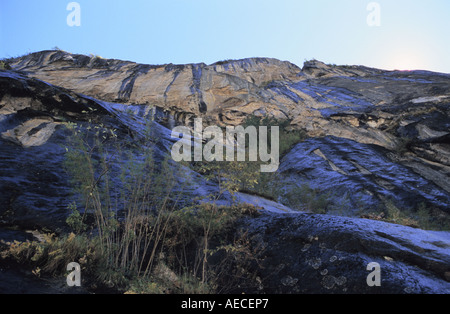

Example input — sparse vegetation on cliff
[1,50,450,294]
[0,60,11,70]
[1,120,264,294]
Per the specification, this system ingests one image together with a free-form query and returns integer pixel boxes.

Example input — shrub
[281,182,332,214]
[413,203,450,231]
[241,115,307,158]
[383,199,419,228]
[0,117,266,293]
[0,233,104,283]
[187,115,308,207]
[187,115,306,203]
[0,60,11,70]
[63,118,189,285]
[394,137,414,155]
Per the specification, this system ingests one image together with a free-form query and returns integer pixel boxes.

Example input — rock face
[243,212,450,294]
[0,70,291,229]
[9,51,450,208]
[1,51,450,293]
[278,136,450,214]
[0,71,107,228]
[10,51,450,143]
[9,51,300,126]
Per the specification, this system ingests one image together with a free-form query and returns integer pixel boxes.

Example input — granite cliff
[7,50,450,215]
[0,50,449,293]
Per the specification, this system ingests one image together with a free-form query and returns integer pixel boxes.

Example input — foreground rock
[1,213,449,294]
[243,212,450,294]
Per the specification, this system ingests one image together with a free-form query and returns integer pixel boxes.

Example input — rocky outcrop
[9,51,300,127]
[278,136,450,214]
[0,71,112,228]
[3,51,450,218]
[0,69,292,229]
[243,212,450,294]
[10,51,449,143]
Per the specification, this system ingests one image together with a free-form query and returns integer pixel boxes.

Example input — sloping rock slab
[243,212,450,294]
[279,136,450,213]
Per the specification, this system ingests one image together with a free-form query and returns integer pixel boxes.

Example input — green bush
[187,115,308,207]
[0,60,11,70]
[187,115,306,203]
[282,182,332,214]
[62,118,193,287]
[241,115,307,157]
[377,199,450,231]
[413,203,450,231]
[394,137,414,155]
[0,117,265,293]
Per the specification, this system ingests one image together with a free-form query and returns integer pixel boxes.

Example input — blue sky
[1,0,449,72]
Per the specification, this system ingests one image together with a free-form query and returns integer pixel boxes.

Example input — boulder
[242,212,450,294]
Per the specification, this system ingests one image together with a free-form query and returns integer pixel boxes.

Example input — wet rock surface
[243,212,450,294]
